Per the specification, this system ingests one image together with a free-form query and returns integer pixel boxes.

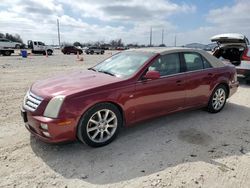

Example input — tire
[101,51,104,55]
[90,51,94,55]
[246,76,250,84]
[47,50,52,56]
[207,84,228,113]
[15,44,21,49]
[4,50,11,56]
[77,103,122,147]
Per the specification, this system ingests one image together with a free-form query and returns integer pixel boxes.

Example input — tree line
[0,32,166,48]
[0,33,23,43]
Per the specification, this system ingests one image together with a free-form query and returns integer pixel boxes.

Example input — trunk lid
[211,33,249,45]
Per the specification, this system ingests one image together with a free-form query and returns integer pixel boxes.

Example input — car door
[134,53,186,122]
[38,42,46,52]
[181,52,216,107]
[0,39,4,48]
[1,39,12,48]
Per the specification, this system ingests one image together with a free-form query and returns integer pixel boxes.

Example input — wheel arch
[76,100,125,142]
[76,100,125,128]
[211,82,230,99]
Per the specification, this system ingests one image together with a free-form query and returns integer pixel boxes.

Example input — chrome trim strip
[29,92,43,101]
[23,91,43,112]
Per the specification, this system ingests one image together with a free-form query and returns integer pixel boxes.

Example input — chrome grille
[23,91,43,112]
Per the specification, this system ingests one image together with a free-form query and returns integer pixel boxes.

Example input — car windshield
[93,52,153,78]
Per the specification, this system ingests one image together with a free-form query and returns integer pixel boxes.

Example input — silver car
[0,38,22,49]
[211,33,250,84]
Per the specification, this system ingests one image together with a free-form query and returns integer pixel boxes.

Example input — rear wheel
[246,77,250,84]
[15,44,21,49]
[207,85,228,113]
[47,50,52,56]
[77,103,122,147]
[4,50,11,56]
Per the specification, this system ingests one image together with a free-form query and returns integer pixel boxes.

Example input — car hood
[31,70,122,98]
[211,33,249,45]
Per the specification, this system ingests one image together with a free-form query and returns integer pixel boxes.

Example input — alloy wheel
[86,109,118,143]
[212,88,226,110]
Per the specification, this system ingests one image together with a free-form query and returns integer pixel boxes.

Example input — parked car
[85,46,104,54]
[21,48,239,147]
[0,38,23,49]
[211,33,250,83]
[61,46,83,55]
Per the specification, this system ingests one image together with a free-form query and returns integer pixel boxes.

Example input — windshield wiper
[88,67,96,71]
[98,70,115,76]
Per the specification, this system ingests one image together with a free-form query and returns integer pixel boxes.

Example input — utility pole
[174,35,177,47]
[149,27,152,47]
[161,29,164,45]
[57,19,61,47]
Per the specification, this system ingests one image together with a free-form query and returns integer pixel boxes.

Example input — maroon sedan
[21,48,239,147]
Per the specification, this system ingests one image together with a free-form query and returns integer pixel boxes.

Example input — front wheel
[77,103,122,147]
[207,85,228,113]
[47,50,52,55]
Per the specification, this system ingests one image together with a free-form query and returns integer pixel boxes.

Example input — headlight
[43,95,65,118]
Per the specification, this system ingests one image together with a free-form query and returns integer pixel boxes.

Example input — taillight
[242,47,250,61]
[233,72,237,82]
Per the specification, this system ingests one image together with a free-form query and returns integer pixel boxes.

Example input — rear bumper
[21,109,77,143]
[229,81,239,97]
[236,61,250,77]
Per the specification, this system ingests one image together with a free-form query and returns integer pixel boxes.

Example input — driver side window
[149,53,181,77]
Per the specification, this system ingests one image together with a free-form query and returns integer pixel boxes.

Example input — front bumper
[21,108,77,143]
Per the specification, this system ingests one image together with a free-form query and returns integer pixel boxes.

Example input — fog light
[42,131,51,137]
[40,123,48,130]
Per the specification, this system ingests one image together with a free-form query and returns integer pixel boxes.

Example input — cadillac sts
[21,48,239,147]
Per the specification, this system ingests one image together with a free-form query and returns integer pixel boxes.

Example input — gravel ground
[0,50,250,188]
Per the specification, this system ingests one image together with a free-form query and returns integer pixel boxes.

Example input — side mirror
[144,70,160,80]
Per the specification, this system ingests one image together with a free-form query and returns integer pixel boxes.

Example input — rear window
[184,53,203,71]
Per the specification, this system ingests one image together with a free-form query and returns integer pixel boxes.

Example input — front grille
[23,91,43,112]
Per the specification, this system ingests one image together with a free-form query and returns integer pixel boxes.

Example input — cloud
[0,0,197,45]
[2,0,249,46]
[175,0,250,45]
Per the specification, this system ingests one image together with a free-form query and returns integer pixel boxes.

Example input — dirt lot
[1,50,250,188]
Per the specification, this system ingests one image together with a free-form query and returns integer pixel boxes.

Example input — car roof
[126,47,225,68]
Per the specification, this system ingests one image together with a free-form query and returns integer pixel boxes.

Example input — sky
[0,0,250,46]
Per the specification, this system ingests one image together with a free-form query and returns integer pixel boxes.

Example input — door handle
[208,73,213,77]
[176,80,182,86]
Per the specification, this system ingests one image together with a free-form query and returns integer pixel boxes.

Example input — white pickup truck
[28,40,54,55]
[0,38,22,56]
